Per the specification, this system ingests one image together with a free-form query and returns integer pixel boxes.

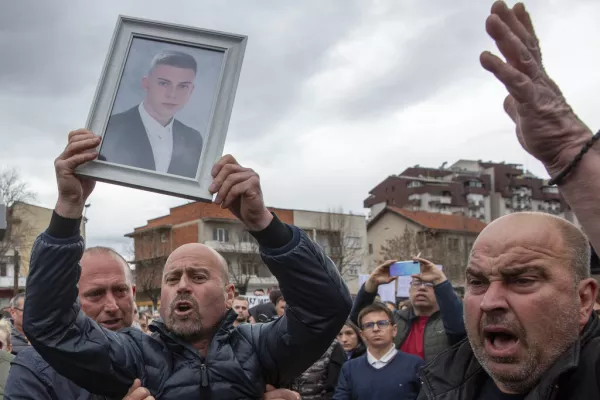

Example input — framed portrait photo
[76,15,247,201]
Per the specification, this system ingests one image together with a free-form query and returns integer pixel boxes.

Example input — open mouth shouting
[483,326,520,358]
[173,300,195,318]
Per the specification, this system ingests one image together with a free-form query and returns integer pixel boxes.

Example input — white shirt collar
[367,345,398,367]
[138,102,175,132]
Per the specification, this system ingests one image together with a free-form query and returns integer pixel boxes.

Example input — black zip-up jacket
[417,312,600,400]
[22,213,352,399]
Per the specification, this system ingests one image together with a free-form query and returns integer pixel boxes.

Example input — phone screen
[389,261,421,277]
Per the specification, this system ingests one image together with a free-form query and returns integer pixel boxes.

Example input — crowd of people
[0,2,599,399]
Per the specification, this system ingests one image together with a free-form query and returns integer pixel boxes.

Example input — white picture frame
[76,15,247,201]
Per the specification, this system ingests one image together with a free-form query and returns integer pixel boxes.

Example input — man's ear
[131,284,137,298]
[578,278,598,330]
[225,284,235,309]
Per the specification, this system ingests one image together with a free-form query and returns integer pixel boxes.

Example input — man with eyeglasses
[334,302,424,400]
[350,257,465,362]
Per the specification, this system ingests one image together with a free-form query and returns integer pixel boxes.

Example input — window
[467,180,483,188]
[543,186,559,194]
[213,228,229,242]
[448,238,459,251]
[368,244,373,255]
[0,263,6,277]
[347,236,362,249]
[408,181,422,188]
[160,233,168,243]
[240,263,258,276]
[240,231,252,243]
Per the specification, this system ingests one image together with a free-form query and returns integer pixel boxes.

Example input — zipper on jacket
[200,363,208,387]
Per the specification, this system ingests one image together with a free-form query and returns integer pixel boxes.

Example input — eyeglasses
[361,320,392,330]
[410,281,434,288]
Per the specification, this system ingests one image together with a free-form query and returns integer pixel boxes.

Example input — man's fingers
[211,154,239,178]
[60,137,101,160]
[503,95,518,123]
[56,152,98,172]
[221,176,261,209]
[492,1,541,66]
[213,170,256,204]
[480,51,535,105]
[513,3,538,44]
[126,387,154,400]
[265,384,276,392]
[126,379,142,395]
[264,388,301,400]
[485,14,541,81]
[68,128,94,141]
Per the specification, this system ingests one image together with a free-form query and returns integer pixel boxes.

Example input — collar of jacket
[419,312,600,399]
[148,308,238,357]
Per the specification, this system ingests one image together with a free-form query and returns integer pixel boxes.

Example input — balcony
[204,240,258,254]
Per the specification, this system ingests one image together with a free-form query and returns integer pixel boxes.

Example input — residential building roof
[369,206,487,234]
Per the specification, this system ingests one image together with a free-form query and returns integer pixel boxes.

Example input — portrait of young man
[99,44,207,179]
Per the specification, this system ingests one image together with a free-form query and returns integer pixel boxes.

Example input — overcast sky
[1,0,598,257]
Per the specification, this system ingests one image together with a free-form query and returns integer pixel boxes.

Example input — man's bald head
[472,212,590,284]
[82,246,134,284]
[164,243,229,284]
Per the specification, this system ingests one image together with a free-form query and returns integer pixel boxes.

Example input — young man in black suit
[99,50,203,178]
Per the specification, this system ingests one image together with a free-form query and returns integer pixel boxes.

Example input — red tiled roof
[387,207,487,234]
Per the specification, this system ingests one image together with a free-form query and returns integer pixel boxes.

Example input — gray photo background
[111,37,225,140]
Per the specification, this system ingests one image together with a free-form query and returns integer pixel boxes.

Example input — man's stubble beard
[165,294,206,342]
[467,300,580,394]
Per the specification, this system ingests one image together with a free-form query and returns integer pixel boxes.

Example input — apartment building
[127,202,368,309]
[364,159,578,225]
[0,202,86,306]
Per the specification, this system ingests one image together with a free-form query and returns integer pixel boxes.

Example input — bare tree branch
[131,230,168,311]
[0,168,37,275]
[378,227,470,283]
[228,230,266,295]
[318,208,365,279]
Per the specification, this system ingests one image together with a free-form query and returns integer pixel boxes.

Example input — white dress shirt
[367,346,398,369]
[138,103,174,173]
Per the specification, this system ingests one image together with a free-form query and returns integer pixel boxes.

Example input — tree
[378,227,469,283]
[0,168,36,294]
[129,229,170,311]
[318,208,366,279]
[228,230,266,295]
[377,226,420,264]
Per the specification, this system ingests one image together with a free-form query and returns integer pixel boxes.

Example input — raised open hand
[480,1,594,179]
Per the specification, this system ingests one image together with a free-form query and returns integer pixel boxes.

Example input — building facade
[364,160,579,226]
[367,207,487,285]
[127,202,368,309]
[0,202,86,307]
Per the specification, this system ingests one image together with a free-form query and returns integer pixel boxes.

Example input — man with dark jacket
[351,257,465,362]
[22,129,352,399]
[419,2,600,398]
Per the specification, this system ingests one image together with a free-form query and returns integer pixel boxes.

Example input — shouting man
[418,2,600,399]
[22,129,351,399]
